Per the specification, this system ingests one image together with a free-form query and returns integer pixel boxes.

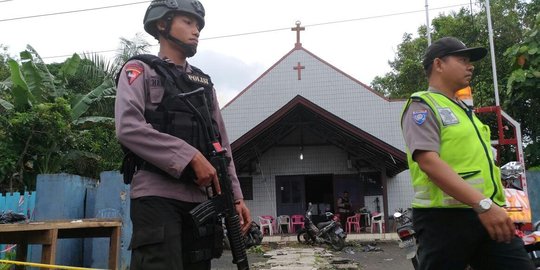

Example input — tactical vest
[401,91,506,208]
[117,54,221,183]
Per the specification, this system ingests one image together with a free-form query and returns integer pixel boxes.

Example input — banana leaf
[20,48,55,104]
[0,98,13,111]
[71,78,116,121]
[8,59,33,110]
[73,116,114,126]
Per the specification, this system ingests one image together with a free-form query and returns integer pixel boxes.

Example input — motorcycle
[522,221,540,268]
[222,219,263,250]
[501,161,540,267]
[297,203,346,251]
[393,208,418,270]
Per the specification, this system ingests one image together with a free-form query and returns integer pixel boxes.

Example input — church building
[221,23,414,230]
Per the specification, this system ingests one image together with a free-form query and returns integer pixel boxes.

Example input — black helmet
[144,0,205,39]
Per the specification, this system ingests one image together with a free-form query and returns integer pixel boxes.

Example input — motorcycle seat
[317,221,332,229]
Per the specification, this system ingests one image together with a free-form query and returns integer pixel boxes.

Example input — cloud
[190,50,266,107]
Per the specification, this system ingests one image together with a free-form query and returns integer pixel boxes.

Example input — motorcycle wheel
[297,229,313,244]
[411,255,419,270]
[329,233,345,251]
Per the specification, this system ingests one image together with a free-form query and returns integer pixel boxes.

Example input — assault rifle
[180,88,250,270]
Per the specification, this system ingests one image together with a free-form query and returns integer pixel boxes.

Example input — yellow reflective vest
[401,91,506,208]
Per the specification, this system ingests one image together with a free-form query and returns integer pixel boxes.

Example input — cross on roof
[291,20,305,49]
[293,62,305,80]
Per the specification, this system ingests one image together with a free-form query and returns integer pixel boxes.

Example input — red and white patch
[125,63,144,85]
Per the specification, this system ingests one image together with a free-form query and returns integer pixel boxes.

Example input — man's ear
[157,20,166,31]
[433,58,444,73]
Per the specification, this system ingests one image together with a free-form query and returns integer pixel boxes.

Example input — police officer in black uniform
[115,1,252,269]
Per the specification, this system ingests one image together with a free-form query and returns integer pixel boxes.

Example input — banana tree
[0,36,150,191]
[0,46,81,190]
[71,33,151,122]
[0,45,79,111]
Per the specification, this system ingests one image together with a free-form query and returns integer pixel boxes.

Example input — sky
[0,0,478,106]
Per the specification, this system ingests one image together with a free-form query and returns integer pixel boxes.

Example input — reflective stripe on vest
[402,91,506,208]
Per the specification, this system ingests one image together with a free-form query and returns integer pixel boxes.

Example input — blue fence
[0,191,36,259]
[0,191,36,218]
[0,172,131,269]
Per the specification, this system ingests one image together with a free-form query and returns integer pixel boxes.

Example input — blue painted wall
[0,172,133,268]
[30,174,97,266]
[85,171,131,270]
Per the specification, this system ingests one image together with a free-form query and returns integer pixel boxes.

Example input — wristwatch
[473,198,493,214]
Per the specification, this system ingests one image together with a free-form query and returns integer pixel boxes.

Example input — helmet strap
[159,14,197,58]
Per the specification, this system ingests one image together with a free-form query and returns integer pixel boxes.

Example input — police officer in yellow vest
[401,37,534,270]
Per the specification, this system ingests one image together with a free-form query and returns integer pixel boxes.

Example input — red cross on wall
[293,62,305,80]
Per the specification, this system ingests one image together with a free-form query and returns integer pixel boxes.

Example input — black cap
[423,37,487,70]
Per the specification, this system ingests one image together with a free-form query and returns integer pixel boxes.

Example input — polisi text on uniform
[187,74,209,86]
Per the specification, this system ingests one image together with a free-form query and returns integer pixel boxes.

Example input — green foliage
[504,12,540,167]
[247,244,266,255]
[372,0,540,166]
[372,0,531,104]
[505,14,540,94]
[0,98,74,191]
[0,249,15,270]
[0,44,10,81]
[0,35,149,192]
[0,46,114,191]
[71,78,116,121]
[371,32,428,98]
[65,122,123,178]
[0,118,18,190]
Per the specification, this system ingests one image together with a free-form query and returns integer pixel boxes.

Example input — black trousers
[413,208,535,270]
[129,196,215,270]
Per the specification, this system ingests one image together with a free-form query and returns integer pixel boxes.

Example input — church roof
[231,95,407,176]
[221,25,408,176]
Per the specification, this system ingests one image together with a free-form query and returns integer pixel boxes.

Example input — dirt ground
[339,241,415,270]
[213,240,415,270]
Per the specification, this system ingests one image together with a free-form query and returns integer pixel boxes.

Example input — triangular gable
[232,95,407,176]
[223,46,401,109]
[221,46,408,152]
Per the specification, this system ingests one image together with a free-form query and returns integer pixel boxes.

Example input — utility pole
[425,0,431,45]
[485,0,500,106]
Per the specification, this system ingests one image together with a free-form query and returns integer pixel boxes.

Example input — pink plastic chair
[346,213,361,233]
[290,215,305,233]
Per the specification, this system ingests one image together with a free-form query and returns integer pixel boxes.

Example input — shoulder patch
[412,110,428,125]
[125,63,144,85]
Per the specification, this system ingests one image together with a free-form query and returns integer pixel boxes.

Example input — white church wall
[242,145,354,220]
[364,195,384,215]
[387,171,414,214]
[242,144,416,221]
